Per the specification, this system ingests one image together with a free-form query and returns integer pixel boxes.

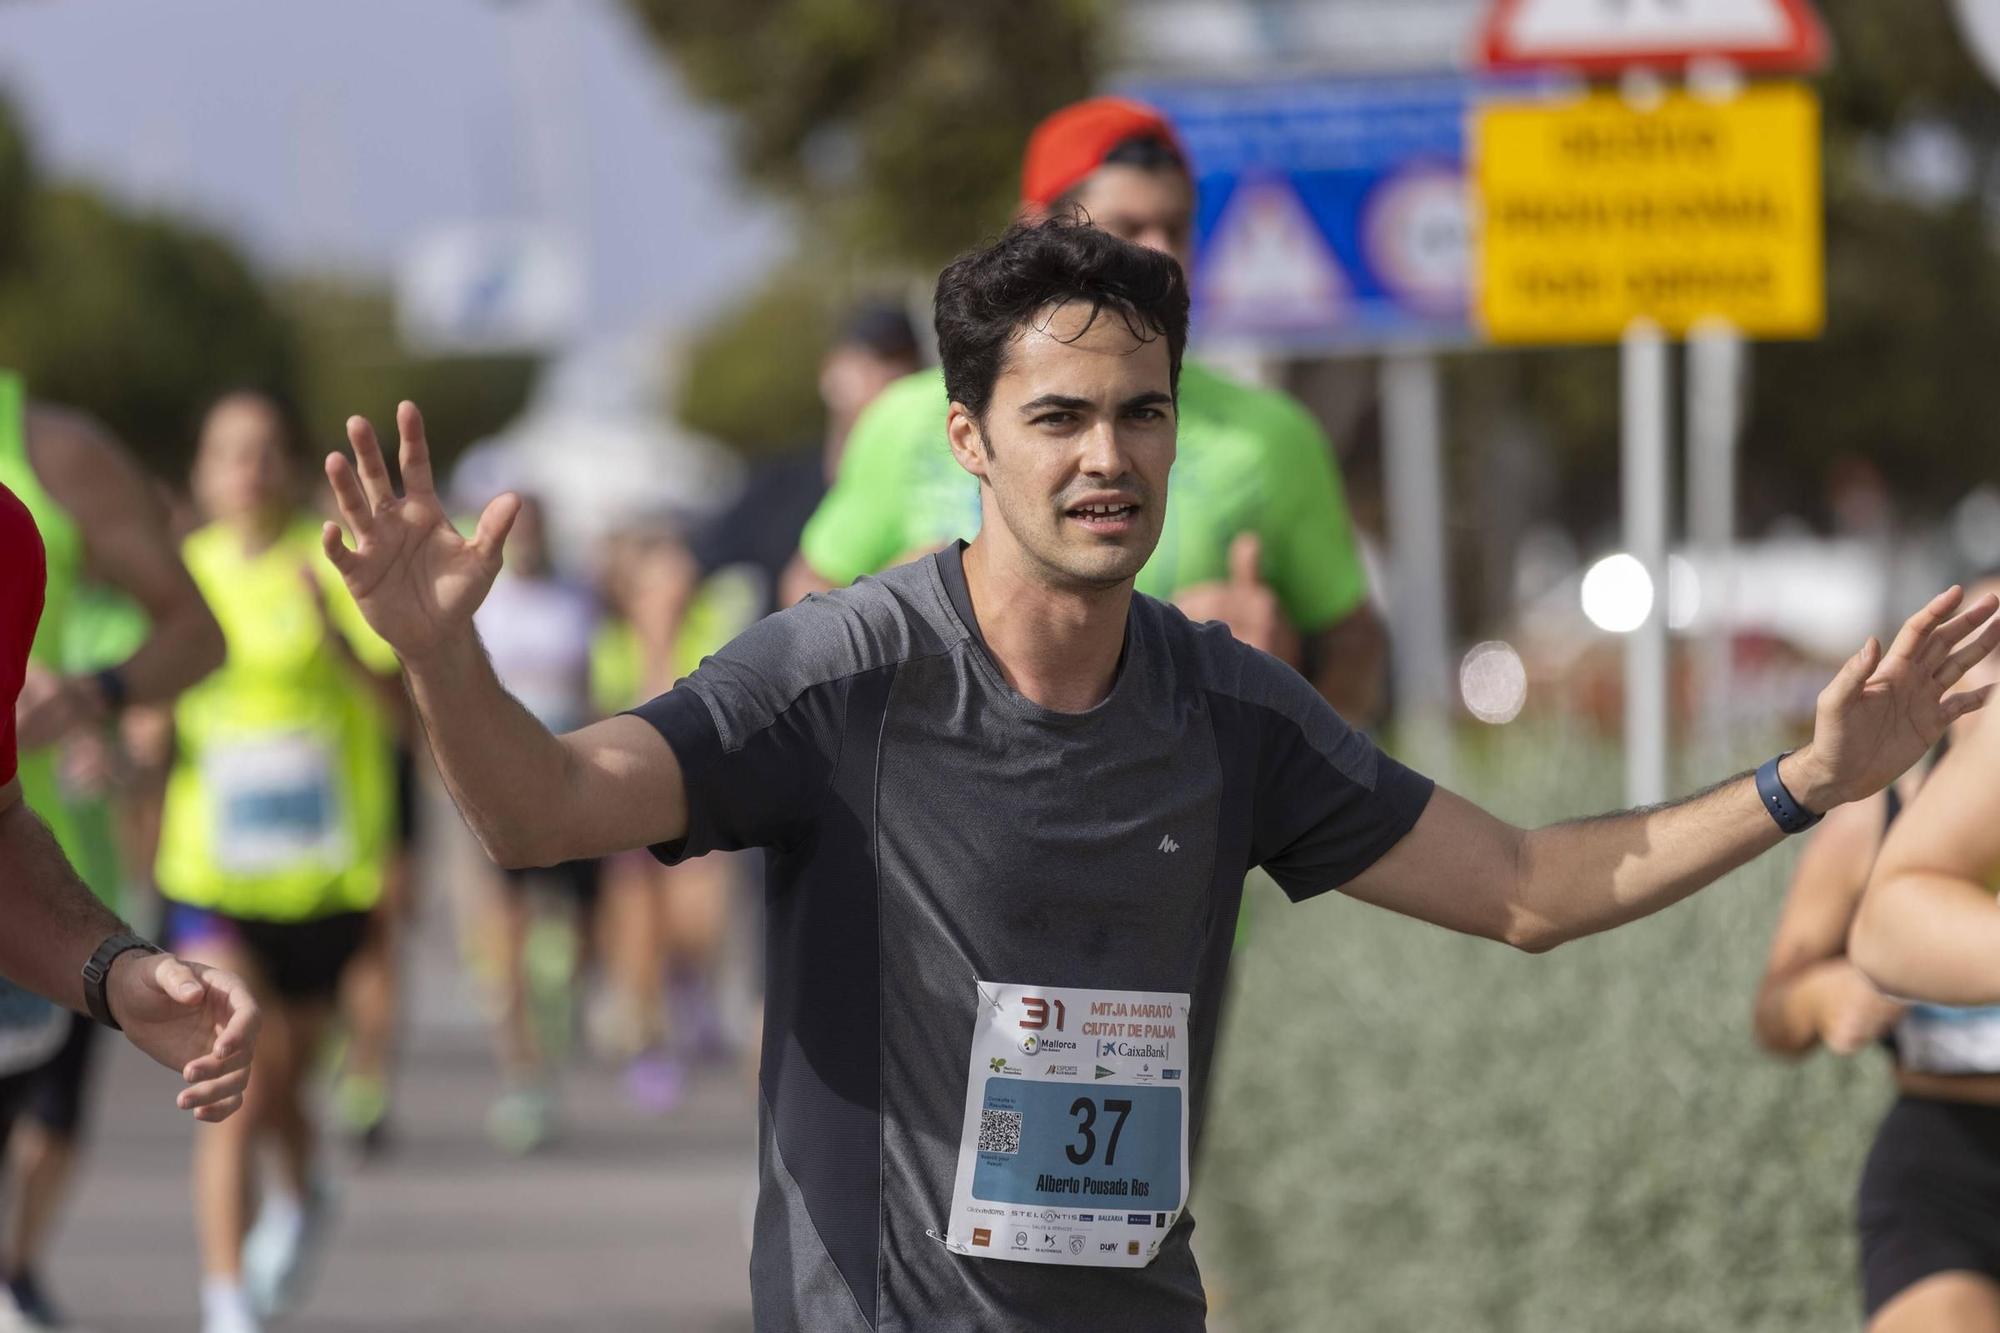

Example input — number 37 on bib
[941,981,1190,1268]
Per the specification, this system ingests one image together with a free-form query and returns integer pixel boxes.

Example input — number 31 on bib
[941,981,1190,1268]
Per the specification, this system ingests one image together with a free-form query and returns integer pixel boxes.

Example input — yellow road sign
[1474,83,1822,343]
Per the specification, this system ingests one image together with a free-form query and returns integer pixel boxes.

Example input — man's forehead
[996,302,1170,399]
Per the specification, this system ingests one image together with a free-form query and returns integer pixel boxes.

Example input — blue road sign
[1129,75,1543,351]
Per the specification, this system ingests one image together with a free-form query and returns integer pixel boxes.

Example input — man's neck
[960,535,1131,714]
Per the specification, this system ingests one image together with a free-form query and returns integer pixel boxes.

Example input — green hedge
[1201,723,1886,1332]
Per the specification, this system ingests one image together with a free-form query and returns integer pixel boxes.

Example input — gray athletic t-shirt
[632,542,1433,1332]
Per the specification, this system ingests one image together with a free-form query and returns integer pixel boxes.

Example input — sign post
[1474,76,1822,803]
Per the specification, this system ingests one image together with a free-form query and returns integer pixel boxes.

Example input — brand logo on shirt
[1095,1065,1115,1079]
[1158,834,1180,853]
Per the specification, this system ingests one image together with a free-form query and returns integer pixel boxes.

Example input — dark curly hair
[933,215,1189,428]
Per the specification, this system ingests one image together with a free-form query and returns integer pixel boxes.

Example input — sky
[0,0,789,338]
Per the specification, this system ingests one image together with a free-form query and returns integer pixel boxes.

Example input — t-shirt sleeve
[1236,651,1433,901]
[1254,390,1372,635]
[797,373,936,584]
[623,596,863,864]
[0,488,47,788]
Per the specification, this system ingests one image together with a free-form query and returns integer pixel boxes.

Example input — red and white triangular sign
[1200,175,1349,335]
[1481,0,1828,74]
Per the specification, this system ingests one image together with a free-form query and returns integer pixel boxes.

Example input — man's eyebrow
[1119,391,1174,412]
[1018,394,1093,415]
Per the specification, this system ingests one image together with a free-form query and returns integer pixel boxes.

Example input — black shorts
[167,904,370,1005]
[1859,1095,2000,1316]
[21,1012,100,1137]
[500,859,599,908]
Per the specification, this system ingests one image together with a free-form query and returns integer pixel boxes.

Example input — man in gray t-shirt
[321,219,1998,1331]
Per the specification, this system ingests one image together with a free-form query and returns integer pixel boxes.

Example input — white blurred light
[1580,553,1655,633]
[1667,555,1699,630]
[1460,640,1528,724]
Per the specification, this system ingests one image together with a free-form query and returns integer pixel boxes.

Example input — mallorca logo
[1021,1034,1040,1055]
[1036,1036,1079,1053]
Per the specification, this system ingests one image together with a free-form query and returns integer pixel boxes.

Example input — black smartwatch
[1754,752,1824,835]
[82,933,163,1031]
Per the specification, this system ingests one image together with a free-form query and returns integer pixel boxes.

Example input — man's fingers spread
[473,491,522,563]
[397,401,436,499]
[1923,595,2000,667]
[1945,683,1996,722]
[326,453,374,536]
[1888,586,1964,663]
[321,521,358,574]
[1935,616,2000,687]
[346,414,397,509]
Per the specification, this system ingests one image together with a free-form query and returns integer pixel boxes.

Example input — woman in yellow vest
[160,391,399,1333]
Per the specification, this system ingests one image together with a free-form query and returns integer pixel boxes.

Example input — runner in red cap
[793,94,1387,724]
[0,482,258,1134]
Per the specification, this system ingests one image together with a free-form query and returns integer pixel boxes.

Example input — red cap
[1020,96,1185,211]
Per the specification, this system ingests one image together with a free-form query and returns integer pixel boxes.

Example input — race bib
[203,733,345,876]
[940,981,1190,1269]
[1897,1004,2000,1075]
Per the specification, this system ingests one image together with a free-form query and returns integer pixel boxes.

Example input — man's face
[1065,164,1195,276]
[193,396,293,523]
[948,300,1176,592]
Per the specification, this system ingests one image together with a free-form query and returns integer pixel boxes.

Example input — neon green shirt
[798,361,1371,632]
[0,371,124,904]
[155,520,399,922]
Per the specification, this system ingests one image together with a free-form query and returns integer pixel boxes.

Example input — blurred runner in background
[0,371,226,1331]
[794,96,1385,722]
[468,492,600,1153]
[161,391,401,1333]
[600,302,923,1112]
[1809,568,2000,1329]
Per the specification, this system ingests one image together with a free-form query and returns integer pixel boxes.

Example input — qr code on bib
[978,1108,1023,1155]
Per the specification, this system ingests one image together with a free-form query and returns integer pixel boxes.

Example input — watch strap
[82,933,163,1031]
[1755,752,1824,835]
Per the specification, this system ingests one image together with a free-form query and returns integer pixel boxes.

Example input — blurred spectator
[468,493,601,1154]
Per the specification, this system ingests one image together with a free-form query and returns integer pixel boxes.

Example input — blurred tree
[624,0,1105,266]
[0,91,34,277]
[626,0,1106,451]
[674,264,835,455]
[282,279,538,482]
[0,185,301,480]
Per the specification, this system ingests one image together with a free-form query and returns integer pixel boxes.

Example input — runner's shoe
[243,1178,336,1316]
[486,1085,555,1156]
[624,1048,686,1115]
[199,1280,259,1333]
[335,1072,393,1156]
[4,1271,68,1329]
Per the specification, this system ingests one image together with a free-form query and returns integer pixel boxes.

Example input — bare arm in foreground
[0,779,257,1120]
[1850,702,2000,1003]
[321,404,689,870]
[1342,590,2000,952]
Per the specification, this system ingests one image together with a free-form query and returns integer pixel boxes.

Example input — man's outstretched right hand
[322,401,519,661]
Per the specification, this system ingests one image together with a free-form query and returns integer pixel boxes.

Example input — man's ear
[946,403,991,483]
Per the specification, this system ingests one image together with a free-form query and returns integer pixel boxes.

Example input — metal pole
[1381,350,1454,782]
[1622,322,1670,806]
[1686,322,1743,760]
